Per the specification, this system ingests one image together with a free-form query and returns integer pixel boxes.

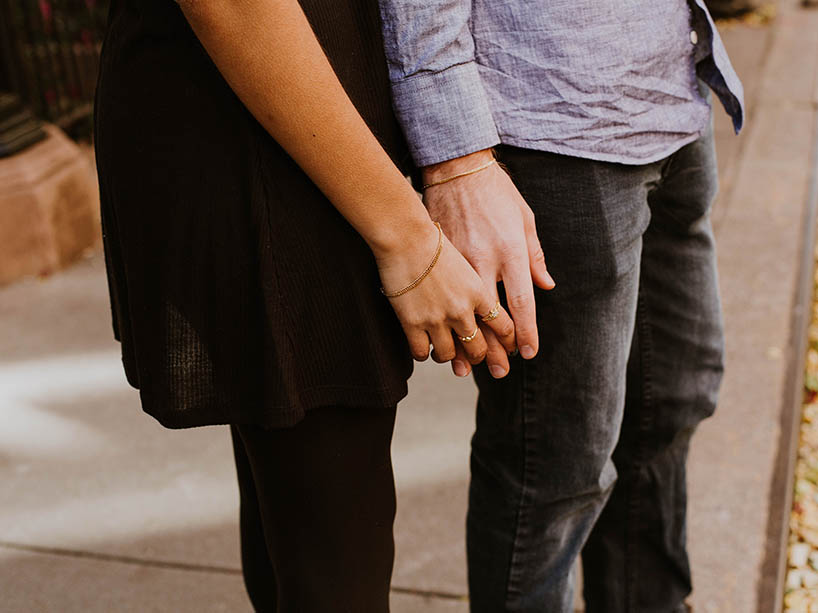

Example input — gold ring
[458,327,480,343]
[481,301,501,322]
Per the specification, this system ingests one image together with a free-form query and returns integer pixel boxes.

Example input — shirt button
[690,30,699,45]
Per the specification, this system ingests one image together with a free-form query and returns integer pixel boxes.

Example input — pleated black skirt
[93,0,415,428]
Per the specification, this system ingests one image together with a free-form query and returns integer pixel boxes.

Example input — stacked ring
[481,301,501,322]
[458,327,480,343]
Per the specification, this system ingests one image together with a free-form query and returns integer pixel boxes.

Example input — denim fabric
[467,113,723,612]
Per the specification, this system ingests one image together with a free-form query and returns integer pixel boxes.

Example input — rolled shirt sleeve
[377,0,500,166]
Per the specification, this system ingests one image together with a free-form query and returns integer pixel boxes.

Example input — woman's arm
[178,0,423,256]
[176,0,517,374]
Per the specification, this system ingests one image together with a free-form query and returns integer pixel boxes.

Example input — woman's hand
[422,150,555,379]
[178,0,513,376]
[376,221,517,376]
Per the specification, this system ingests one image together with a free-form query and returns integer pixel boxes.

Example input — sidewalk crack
[0,540,471,601]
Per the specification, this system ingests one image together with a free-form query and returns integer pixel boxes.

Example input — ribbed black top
[93,0,414,428]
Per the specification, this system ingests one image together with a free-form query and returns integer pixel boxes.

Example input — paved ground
[1,2,818,611]
[688,2,818,611]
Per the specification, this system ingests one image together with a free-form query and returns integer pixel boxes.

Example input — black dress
[93,0,415,428]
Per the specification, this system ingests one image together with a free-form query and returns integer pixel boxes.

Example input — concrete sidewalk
[1,2,817,610]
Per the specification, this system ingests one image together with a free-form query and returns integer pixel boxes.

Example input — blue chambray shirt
[378,0,745,167]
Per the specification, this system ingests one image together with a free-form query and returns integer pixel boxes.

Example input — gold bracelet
[422,158,497,190]
[380,222,444,298]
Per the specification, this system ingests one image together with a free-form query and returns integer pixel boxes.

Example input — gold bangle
[380,222,444,298]
[422,158,497,190]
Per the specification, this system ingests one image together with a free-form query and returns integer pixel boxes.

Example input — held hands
[422,149,555,378]
[376,221,517,368]
[375,148,553,378]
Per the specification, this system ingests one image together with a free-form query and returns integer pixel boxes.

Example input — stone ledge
[0,124,100,287]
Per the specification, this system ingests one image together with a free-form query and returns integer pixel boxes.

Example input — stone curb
[764,97,818,613]
[0,124,100,287]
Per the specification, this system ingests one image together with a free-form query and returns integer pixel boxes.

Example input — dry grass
[784,248,818,612]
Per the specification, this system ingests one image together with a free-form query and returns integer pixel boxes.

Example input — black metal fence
[0,0,108,138]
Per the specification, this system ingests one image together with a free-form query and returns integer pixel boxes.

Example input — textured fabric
[94,0,414,429]
[581,115,723,613]
[378,0,744,166]
[231,404,397,612]
[466,116,723,612]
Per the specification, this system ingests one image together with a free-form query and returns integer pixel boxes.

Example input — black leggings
[230,405,398,612]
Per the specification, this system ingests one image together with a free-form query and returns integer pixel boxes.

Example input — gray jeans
[467,116,723,613]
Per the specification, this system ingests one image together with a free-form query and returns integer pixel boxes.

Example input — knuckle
[471,289,489,309]
[433,350,455,363]
[495,319,515,338]
[487,344,507,361]
[407,333,430,360]
[449,300,473,319]
[419,311,442,328]
[441,349,457,362]
[507,293,532,310]
[467,347,487,364]
[407,318,424,331]
[437,344,457,361]
[412,349,429,361]
[404,312,427,328]
[503,249,530,269]
[497,240,519,258]
[410,341,429,359]
[456,308,476,324]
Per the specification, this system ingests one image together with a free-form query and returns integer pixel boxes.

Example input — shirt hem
[496,130,707,166]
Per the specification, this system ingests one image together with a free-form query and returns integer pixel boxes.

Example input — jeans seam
[505,359,537,607]
[626,290,656,611]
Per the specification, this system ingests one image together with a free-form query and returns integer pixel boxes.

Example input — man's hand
[422,148,555,378]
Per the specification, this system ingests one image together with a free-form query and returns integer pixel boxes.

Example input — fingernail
[453,360,468,377]
[520,345,536,359]
[489,365,507,378]
[546,272,556,287]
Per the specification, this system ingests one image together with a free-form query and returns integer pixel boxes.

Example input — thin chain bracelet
[422,158,497,190]
[380,222,443,298]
